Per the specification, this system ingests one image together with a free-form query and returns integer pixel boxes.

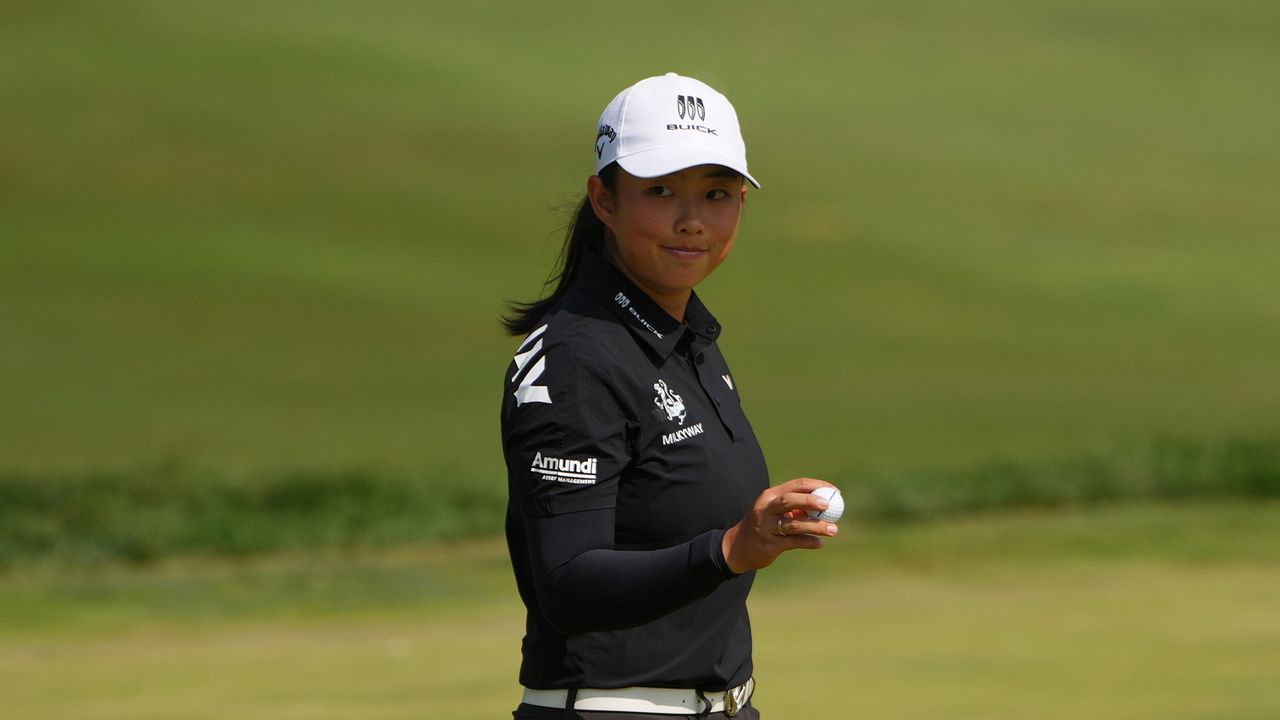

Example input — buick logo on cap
[677,95,706,121]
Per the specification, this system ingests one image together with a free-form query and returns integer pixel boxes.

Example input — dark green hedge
[2,437,1278,569]
[843,437,1280,521]
[0,464,505,569]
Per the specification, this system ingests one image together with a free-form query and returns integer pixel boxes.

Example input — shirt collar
[576,251,722,359]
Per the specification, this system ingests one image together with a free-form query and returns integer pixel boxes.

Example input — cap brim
[616,148,761,189]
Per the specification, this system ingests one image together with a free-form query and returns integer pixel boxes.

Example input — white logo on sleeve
[531,452,598,484]
[511,324,551,406]
[653,379,687,425]
[722,374,733,390]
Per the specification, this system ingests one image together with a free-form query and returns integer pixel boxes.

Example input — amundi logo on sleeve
[531,452,598,485]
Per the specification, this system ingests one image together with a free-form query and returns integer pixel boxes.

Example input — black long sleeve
[525,508,735,634]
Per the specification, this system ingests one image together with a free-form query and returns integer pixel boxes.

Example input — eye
[647,186,673,197]
[707,188,730,200]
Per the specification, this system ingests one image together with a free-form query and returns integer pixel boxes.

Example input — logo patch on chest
[653,379,687,425]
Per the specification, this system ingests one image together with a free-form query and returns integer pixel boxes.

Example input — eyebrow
[701,167,742,179]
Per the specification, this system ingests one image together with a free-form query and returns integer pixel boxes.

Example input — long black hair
[501,162,619,336]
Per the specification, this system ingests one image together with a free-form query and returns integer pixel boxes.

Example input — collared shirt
[501,251,770,691]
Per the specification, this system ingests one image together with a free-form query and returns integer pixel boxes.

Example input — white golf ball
[807,486,844,523]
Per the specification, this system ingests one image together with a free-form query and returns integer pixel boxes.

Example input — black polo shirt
[501,251,770,692]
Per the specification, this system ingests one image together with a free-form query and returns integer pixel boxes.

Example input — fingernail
[826,524,838,536]
[817,500,829,509]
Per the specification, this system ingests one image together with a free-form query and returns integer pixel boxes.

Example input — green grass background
[4,0,1278,478]
[3,0,1280,717]
[3,503,1278,718]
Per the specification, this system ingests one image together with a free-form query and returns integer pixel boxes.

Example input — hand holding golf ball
[807,486,844,523]
[722,478,842,574]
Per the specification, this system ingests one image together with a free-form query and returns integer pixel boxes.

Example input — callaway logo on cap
[594,72,760,188]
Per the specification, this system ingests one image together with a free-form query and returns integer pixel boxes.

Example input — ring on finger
[776,518,786,537]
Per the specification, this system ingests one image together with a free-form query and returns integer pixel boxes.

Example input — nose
[674,201,705,236]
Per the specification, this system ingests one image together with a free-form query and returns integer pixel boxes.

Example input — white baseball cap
[594,72,760,188]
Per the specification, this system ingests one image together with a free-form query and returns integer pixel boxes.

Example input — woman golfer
[500,72,838,719]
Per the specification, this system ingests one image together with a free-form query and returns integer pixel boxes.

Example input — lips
[662,245,707,260]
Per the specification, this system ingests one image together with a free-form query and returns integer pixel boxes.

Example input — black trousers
[512,701,760,720]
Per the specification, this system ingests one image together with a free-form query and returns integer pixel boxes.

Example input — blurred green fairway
[2,502,1278,718]
[3,0,1279,481]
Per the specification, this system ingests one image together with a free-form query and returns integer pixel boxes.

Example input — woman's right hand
[721,477,839,574]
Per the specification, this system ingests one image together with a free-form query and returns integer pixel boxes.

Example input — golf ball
[807,486,844,523]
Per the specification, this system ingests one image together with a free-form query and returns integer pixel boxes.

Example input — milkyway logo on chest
[654,379,704,446]
[653,379,686,425]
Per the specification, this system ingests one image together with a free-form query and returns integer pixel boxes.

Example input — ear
[739,183,748,206]
[587,175,616,230]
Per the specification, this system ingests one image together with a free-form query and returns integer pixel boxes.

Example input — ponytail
[501,163,618,336]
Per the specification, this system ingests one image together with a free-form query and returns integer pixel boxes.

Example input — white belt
[522,677,754,716]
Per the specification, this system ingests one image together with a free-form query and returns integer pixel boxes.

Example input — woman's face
[589,165,747,316]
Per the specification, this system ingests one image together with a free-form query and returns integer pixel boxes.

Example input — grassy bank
[4,436,1278,569]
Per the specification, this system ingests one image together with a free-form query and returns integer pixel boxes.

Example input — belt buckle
[723,677,754,717]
